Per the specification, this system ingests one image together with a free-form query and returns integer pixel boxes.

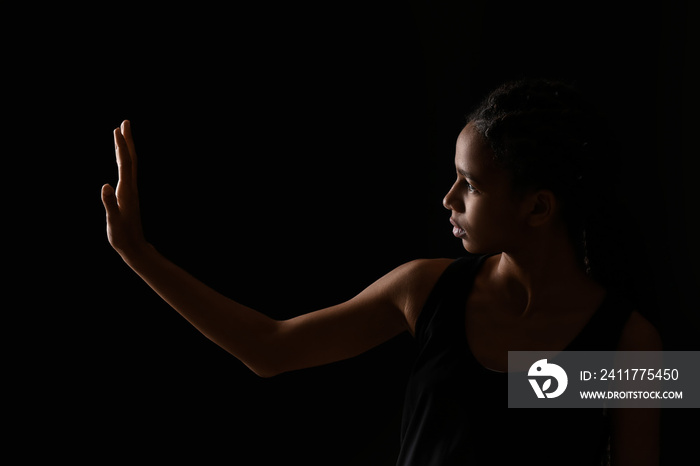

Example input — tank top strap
[565,288,636,350]
[414,253,495,347]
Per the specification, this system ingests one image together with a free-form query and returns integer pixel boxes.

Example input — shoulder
[617,310,663,351]
[610,311,662,464]
[390,258,455,335]
[394,257,455,281]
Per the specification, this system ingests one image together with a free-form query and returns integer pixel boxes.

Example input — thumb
[101,183,119,216]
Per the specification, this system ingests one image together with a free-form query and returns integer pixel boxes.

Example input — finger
[101,183,120,216]
[121,120,138,179]
[114,127,133,190]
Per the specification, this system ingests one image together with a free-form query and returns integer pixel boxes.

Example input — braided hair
[467,78,623,286]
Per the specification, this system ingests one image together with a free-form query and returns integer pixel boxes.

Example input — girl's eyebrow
[457,168,481,185]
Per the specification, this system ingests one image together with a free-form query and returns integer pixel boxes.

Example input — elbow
[248,362,283,379]
[187,319,268,377]
[235,329,289,379]
[223,348,284,378]
[246,346,296,378]
[216,319,291,378]
[246,321,298,378]
[247,343,292,378]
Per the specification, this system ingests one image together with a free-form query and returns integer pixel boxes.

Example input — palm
[102,120,145,256]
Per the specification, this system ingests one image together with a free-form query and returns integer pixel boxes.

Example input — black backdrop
[16,1,698,464]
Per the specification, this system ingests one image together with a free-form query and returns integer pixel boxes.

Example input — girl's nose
[443,180,462,211]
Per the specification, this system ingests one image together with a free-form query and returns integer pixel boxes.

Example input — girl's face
[443,123,531,254]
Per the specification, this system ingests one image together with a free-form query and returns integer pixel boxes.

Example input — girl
[102,79,661,465]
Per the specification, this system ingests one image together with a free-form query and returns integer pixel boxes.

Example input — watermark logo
[528,359,568,398]
[510,351,699,408]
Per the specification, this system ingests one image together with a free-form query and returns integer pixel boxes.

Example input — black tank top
[397,253,635,466]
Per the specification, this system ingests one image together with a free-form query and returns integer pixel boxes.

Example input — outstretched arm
[101,121,440,377]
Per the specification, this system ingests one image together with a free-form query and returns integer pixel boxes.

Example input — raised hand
[97,120,417,380]
[101,120,147,258]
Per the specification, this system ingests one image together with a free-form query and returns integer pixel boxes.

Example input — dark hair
[467,78,623,285]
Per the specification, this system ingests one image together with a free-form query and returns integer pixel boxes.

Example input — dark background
[14,1,697,464]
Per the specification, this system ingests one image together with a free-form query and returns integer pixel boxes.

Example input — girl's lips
[450,218,466,238]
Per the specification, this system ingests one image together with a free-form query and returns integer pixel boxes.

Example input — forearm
[121,244,280,376]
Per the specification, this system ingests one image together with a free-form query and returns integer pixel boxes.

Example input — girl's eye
[456,174,478,194]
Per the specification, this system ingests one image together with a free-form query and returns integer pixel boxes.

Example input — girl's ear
[527,189,557,227]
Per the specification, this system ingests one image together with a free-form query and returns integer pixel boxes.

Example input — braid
[468,78,620,284]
